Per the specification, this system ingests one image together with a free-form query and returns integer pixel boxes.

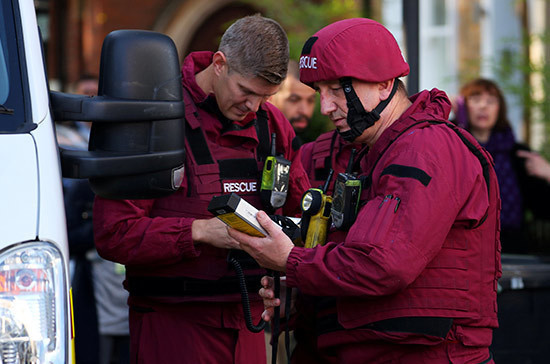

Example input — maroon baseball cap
[299,18,409,87]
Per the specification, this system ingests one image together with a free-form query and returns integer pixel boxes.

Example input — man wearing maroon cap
[230,18,501,363]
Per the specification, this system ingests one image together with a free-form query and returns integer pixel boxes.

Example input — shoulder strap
[183,88,271,165]
[182,88,215,165]
[255,107,271,161]
[362,120,430,189]
[434,121,491,193]
[362,120,491,196]
[185,122,214,165]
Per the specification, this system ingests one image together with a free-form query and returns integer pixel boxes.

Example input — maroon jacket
[93,52,310,306]
[286,89,501,360]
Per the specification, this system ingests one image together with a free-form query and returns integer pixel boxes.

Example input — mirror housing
[52,30,185,199]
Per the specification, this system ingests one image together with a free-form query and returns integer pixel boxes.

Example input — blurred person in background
[269,59,316,146]
[58,75,130,364]
[58,75,99,364]
[455,78,550,254]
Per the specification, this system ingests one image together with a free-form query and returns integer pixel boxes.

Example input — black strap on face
[338,77,399,143]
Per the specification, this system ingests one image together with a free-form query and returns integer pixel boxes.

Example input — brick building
[44,0,260,91]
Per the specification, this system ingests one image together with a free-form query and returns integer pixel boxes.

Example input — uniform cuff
[177,218,201,258]
[285,247,305,288]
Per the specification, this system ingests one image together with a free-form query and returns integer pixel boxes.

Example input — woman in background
[456,78,550,253]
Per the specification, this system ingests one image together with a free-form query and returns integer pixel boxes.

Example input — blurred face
[270,76,316,132]
[76,79,98,96]
[214,64,280,121]
[466,91,500,133]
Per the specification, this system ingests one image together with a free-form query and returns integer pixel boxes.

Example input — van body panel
[0,133,39,245]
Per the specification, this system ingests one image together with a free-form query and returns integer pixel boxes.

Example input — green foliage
[246,0,361,59]
[493,32,550,159]
[243,0,361,141]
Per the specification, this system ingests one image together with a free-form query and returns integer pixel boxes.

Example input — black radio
[331,149,361,230]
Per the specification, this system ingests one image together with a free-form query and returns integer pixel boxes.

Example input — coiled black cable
[228,256,267,333]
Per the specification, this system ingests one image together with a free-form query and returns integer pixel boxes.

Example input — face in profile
[466,91,500,133]
[270,75,316,133]
[314,79,385,145]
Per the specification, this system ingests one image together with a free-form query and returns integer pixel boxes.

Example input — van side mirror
[52,30,185,199]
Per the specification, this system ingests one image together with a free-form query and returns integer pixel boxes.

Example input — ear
[212,51,228,76]
[379,79,395,101]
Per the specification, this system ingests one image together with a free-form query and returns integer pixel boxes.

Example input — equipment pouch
[260,133,291,211]
[331,148,361,230]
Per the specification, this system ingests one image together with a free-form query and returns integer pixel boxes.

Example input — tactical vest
[318,118,501,343]
[126,89,274,301]
[307,130,363,194]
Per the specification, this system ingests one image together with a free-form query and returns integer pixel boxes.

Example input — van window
[0,0,26,132]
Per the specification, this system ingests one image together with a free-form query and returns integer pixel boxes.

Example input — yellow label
[218,212,266,237]
[70,287,76,364]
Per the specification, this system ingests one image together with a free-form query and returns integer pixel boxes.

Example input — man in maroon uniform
[269,59,316,137]
[232,18,501,364]
[93,15,310,364]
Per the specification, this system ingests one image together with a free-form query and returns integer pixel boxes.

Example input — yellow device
[300,169,333,248]
[208,193,269,237]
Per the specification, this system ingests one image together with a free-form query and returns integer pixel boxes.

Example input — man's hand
[228,210,294,272]
[259,275,280,322]
[192,217,241,249]
[517,150,550,183]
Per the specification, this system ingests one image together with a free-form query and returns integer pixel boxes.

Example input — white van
[0,0,185,362]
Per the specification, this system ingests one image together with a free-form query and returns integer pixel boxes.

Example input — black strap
[362,120,491,197]
[292,136,302,151]
[314,130,338,182]
[326,130,338,172]
[218,159,260,179]
[127,274,264,297]
[341,77,398,119]
[221,118,257,134]
[284,285,292,363]
[381,164,432,187]
[364,120,429,183]
[255,107,271,161]
[434,121,491,194]
[317,314,453,339]
[338,78,400,143]
[185,121,215,165]
[185,97,271,165]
